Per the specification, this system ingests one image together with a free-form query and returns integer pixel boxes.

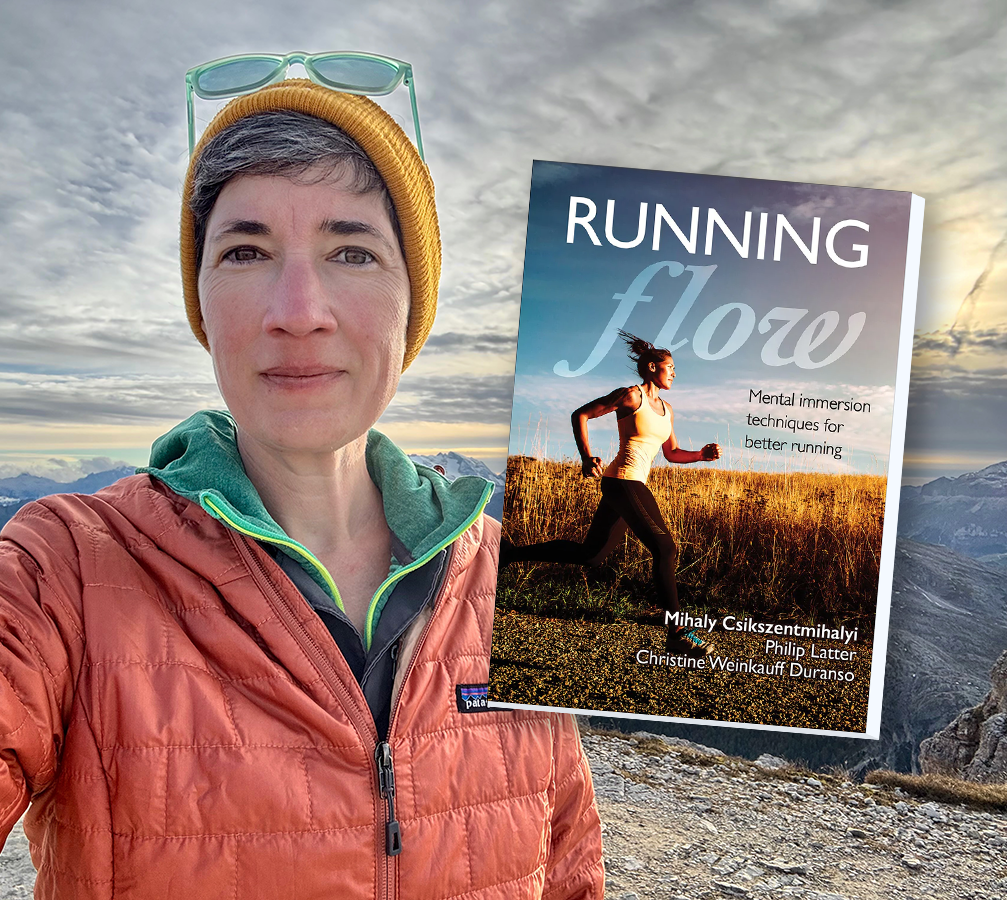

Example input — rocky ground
[587,728,1007,899]
[0,818,32,898]
[4,727,1007,898]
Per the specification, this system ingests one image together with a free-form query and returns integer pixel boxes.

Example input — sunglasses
[185,51,424,160]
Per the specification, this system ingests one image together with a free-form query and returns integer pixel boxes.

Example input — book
[489,159,924,738]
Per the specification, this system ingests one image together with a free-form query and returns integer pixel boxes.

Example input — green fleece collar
[137,410,493,648]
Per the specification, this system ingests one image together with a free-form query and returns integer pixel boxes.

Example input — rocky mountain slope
[881,542,1006,773]
[920,650,1007,783]
[898,461,1007,564]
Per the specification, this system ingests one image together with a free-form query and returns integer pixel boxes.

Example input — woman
[0,73,602,898]
[501,331,720,657]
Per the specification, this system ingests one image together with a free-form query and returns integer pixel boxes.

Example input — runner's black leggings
[508,476,679,615]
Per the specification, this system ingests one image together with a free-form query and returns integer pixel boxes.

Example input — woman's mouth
[260,366,345,388]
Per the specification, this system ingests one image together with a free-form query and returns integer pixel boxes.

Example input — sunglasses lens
[195,58,281,97]
[311,56,400,93]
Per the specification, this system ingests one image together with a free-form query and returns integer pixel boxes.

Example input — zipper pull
[374,741,403,856]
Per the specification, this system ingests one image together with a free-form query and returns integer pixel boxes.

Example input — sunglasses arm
[405,74,425,162]
[186,80,196,157]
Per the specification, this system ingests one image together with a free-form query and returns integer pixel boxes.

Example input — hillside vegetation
[499,457,885,633]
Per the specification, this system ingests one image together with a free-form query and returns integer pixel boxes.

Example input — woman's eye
[337,247,375,265]
[223,246,262,263]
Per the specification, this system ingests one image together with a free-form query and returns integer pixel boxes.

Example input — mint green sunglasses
[185,51,424,160]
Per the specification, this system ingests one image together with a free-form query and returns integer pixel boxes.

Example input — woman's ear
[648,361,657,373]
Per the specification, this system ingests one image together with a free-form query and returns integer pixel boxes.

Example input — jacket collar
[137,411,493,634]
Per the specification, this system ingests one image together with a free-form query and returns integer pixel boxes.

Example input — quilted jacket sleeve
[542,715,605,899]
[0,504,83,848]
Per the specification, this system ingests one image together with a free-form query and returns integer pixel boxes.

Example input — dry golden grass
[499,456,885,632]
[866,770,1007,810]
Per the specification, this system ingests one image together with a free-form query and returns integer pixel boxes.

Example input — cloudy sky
[1,0,1006,482]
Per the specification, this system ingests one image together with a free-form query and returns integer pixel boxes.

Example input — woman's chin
[235,410,372,457]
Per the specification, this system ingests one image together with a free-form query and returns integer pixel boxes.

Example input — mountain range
[0,467,135,529]
[898,461,1007,566]
[0,454,506,530]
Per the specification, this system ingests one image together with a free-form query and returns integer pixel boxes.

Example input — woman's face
[648,356,675,390]
[197,165,410,456]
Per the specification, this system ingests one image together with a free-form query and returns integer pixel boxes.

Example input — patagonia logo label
[456,683,490,713]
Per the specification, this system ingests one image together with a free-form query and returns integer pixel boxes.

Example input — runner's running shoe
[665,627,714,657]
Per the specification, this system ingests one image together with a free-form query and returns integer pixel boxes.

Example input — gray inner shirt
[267,542,449,740]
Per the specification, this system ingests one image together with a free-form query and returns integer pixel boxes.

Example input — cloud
[0,372,222,424]
[383,374,514,424]
[420,331,517,353]
[0,455,134,481]
[904,349,1007,471]
[914,325,1007,355]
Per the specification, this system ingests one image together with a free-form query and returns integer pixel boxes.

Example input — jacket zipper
[234,536,393,896]
[233,524,463,900]
[376,542,457,900]
[386,542,456,743]
[374,741,402,855]
[363,482,492,649]
[202,495,345,610]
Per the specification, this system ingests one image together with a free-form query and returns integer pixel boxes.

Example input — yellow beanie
[180,78,439,371]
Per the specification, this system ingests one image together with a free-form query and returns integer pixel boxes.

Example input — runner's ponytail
[618,330,671,381]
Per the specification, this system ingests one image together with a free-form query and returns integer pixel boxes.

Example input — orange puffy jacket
[0,476,603,899]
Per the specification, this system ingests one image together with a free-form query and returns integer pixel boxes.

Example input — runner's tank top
[603,386,673,482]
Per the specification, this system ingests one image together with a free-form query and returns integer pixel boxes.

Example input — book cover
[489,160,924,738]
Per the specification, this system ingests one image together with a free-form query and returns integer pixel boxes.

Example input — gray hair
[189,110,401,272]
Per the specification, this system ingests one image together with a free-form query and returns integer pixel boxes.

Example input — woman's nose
[262,258,337,336]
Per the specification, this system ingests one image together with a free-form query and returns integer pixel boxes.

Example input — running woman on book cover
[500,330,720,656]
